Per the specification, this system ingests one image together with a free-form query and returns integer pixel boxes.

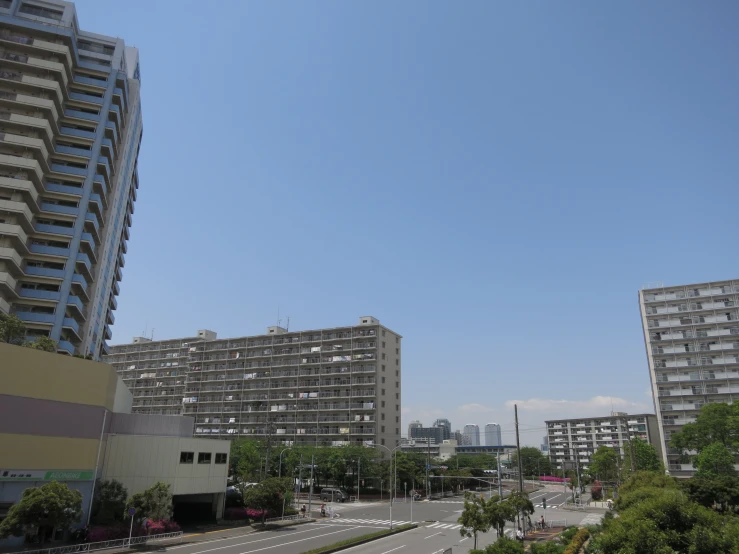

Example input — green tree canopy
[693,442,737,479]
[484,494,517,538]
[458,492,491,550]
[242,477,292,523]
[623,439,663,475]
[471,536,525,554]
[91,479,128,524]
[590,446,620,482]
[0,482,82,541]
[124,482,173,522]
[25,336,57,352]
[0,313,26,344]
[670,402,739,454]
[511,447,550,476]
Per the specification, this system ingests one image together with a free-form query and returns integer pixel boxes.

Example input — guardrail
[547,519,568,528]
[267,513,307,523]
[17,531,184,554]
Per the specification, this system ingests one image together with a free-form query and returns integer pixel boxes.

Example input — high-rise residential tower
[463,424,480,446]
[408,420,422,438]
[104,317,402,450]
[639,279,739,476]
[485,422,502,446]
[0,0,142,358]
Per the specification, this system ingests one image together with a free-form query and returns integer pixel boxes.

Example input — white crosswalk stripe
[426,522,463,530]
[323,518,413,526]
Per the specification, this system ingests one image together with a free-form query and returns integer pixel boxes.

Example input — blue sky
[76,1,738,445]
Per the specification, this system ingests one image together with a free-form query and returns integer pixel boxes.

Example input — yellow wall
[0,343,124,409]
[0,433,99,470]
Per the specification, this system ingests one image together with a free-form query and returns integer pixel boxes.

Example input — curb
[306,524,417,554]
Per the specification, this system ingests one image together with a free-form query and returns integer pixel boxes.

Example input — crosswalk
[425,522,463,530]
[428,500,465,504]
[323,518,414,527]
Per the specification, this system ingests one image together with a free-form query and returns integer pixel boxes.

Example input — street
[163,485,603,554]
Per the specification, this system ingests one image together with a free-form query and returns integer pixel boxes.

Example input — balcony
[73,75,107,88]
[15,311,55,325]
[115,264,122,282]
[67,295,85,319]
[0,199,34,232]
[20,288,60,301]
[35,223,74,237]
[88,193,103,217]
[97,156,111,182]
[57,339,75,355]
[40,201,78,216]
[104,324,112,340]
[112,279,120,296]
[0,222,29,253]
[117,250,125,268]
[24,265,63,279]
[84,213,101,243]
[109,294,117,311]
[0,270,18,297]
[71,273,89,301]
[69,91,103,105]
[105,120,119,144]
[60,126,96,140]
[51,163,87,178]
[79,232,98,261]
[64,109,99,123]
[0,175,39,207]
[76,252,92,279]
[45,181,83,196]
[55,144,91,158]
[107,310,115,325]
[0,132,50,170]
[93,174,108,205]
[62,317,81,339]
[0,69,64,111]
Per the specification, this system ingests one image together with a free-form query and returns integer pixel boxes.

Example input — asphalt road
[160,485,601,554]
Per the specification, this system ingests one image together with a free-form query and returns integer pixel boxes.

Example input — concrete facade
[0,0,143,358]
[639,279,739,476]
[0,343,228,547]
[484,423,502,446]
[103,317,402,452]
[545,412,661,471]
[463,424,480,446]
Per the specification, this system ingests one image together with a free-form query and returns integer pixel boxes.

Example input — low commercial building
[545,412,662,471]
[0,344,229,548]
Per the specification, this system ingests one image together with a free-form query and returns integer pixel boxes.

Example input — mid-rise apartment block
[639,279,739,476]
[103,317,402,451]
[0,0,142,358]
[546,412,661,471]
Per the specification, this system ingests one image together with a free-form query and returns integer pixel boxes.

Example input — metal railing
[263,514,308,524]
[18,531,183,554]
[547,519,568,528]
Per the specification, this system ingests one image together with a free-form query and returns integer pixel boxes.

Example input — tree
[693,442,737,479]
[124,482,173,522]
[506,491,535,531]
[471,536,525,554]
[682,475,739,511]
[91,479,128,524]
[231,438,264,487]
[458,492,491,549]
[622,439,663,475]
[0,313,26,344]
[0,481,82,542]
[484,494,516,538]
[671,402,739,454]
[242,477,291,523]
[25,336,57,352]
[511,447,550,477]
[590,446,620,482]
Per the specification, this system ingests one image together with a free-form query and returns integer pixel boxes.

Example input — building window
[180,452,194,464]
[396,404,399,411]
[198,453,212,464]
[395,370,399,377]
[382,353,386,360]
[395,393,399,399]
[215,453,228,464]
[381,414,385,420]
[381,389,385,396]
[382,365,386,371]
[396,337,399,344]
[382,342,386,348]
[381,426,386,433]
[396,348,399,355]
[381,401,386,408]
[395,381,399,388]
[381,438,385,445]
[396,359,399,366]
[395,416,399,423]
[396,428,399,435]
[381,377,386,383]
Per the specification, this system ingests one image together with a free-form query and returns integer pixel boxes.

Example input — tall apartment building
[463,424,480,446]
[485,422,502,446]
[639,279,739,476]
[546,412,661,472]
[407,420,422,438]
[0,0,142,358]
[103,317,402,450]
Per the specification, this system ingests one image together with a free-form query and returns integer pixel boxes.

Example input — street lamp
[278,448,290,478]
[371,443,403,529]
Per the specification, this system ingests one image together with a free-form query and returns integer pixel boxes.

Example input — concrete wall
[101,436,229,496]
[110,413,194,437]
[0,343,131,410]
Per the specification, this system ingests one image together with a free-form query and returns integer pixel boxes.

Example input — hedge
[563,528,590,554]
[301,524,415,554]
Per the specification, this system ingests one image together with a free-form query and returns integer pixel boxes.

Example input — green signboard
[0,470,94,482]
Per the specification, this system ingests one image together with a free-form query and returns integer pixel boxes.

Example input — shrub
[560,527,579,543]
[224,507,250,520]
[563,528,590,554]
[531,542,566,554]
[87,520,180,542]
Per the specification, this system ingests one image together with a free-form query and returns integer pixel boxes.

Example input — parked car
[320,488,349,502]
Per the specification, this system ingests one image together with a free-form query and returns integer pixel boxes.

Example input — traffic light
[542,498,547,509]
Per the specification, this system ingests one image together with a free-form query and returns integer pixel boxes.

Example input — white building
[639,279,739,476]
[463,424,480,446]
[485,423,502,446]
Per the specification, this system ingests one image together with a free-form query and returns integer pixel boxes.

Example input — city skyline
[67,1,739,448]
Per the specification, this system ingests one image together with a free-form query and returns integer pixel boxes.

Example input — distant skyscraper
[485,423,502,446]
[453,429,464,444]
[408,420,423,439]
[434,418,452,440]
[463,424,480,446]
[0,0,143,358]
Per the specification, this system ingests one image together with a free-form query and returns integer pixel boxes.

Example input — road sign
[127,507,136,516]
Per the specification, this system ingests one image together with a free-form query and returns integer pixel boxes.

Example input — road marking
[425,532,443,539]
[460,537,468,542]
[236,526,361,553]
[380,547,405,554]
[167,525,326,552]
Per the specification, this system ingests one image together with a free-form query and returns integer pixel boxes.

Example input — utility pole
[515,404,524,493]
[621,417,637,473]
[497,451,503,499]
[308,454,315,516]
[296,453,303,512]
[427,439,431,498]
[357,458,361,502]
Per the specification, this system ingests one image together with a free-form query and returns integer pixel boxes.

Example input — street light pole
[372,443,403,529]
[278,449,289,478]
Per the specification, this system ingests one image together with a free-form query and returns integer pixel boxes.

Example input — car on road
[320,487,349,502]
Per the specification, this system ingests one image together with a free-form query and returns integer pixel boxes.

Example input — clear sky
[74,0,738,446]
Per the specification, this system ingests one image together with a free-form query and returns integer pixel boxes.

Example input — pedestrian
[320,504,326,517]
[516,527,524,542]
[300,504,306,516]
[539,515,545,529]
